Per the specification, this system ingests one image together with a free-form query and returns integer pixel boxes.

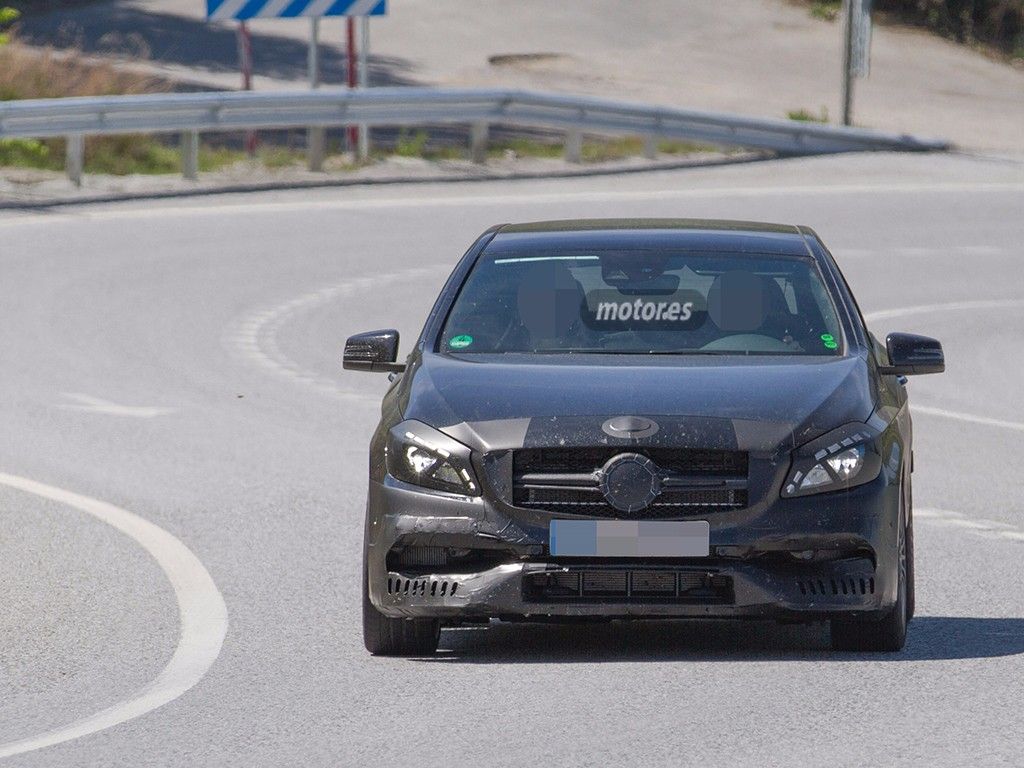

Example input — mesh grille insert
[511,446,749,518]
[525,569,734,603]
[515,447,747,476]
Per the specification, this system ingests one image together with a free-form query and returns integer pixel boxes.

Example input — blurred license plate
[549,520,710,558]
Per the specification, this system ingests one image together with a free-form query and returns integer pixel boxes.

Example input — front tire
[830,491,909,652]
[362,558,440,656]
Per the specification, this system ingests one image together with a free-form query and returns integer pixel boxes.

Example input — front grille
[525,569,734,603]
[511,446,748,518]
[516,486,747,518]
[515,447,747,476]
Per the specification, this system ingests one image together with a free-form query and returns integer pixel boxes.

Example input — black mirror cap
[880,332,945,376]
[343,329,405,373]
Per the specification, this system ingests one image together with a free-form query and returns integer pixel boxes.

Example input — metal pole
[346,17,358,151]
[357,15,369,161]
[841,0,855,126]
[238,22,257,156]
[307,17,324,171]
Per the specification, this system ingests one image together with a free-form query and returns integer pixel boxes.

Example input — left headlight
[386,420,481,496]
[782,424,883,498]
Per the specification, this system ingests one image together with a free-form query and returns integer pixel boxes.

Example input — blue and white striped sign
[207,0,385,20]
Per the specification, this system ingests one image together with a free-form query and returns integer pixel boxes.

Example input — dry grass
[0,40,168,100]
[0,38,191,173]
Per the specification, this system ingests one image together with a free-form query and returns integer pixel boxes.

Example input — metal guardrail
[0,87,950,185]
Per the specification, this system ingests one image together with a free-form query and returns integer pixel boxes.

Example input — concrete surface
[11,0,1024,151]
[0,150,758,207]
[0,150,1023,765]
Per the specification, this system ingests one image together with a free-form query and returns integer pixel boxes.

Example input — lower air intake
[387,576,458,598]
[797,576,875,597]
[525,569,733,603]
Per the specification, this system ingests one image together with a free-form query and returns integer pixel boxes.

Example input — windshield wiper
[519,348,736,355]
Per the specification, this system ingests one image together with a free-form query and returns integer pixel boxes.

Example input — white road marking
[2,181,1023,228]
[864,299,1024,433]
[916,508,1024,543]
[224,266,441,400]
[0,473,228,760]
[864,298,1024,324]
[912,405,1024,433]
[57,393,176,418]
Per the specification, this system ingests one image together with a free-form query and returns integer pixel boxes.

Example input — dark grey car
[345,220,944,655]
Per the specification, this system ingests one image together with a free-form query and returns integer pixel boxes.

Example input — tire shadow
[416,616,1024,663]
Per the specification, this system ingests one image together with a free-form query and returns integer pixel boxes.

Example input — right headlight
[386,420,481,496]
[782,424,883,498]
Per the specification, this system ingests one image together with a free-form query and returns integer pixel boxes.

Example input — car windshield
[439,249,844,356]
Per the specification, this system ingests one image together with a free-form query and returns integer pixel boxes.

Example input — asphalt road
[1,151,1023,766]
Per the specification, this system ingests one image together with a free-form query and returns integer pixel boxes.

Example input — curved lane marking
[911,405,1024,434]
[864,298,1024,324]
[865,299,1024,433]
[232,274,1024,437]
[916,508,1024,543]
[0,473,228,760]
[224,266,441,401]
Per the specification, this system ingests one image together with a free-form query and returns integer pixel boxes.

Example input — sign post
[236,22,257,155]
[841,0,872,126]
[357,15,370,160]
[308,17,324,170]
[346,17,357,152]
[206,0,387,169]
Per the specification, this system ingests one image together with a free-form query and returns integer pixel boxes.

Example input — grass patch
[0,38,186,175]
[490,136,711,162]
[0,41,167,100]
[198,145,247,173]
[0,136,51,168]
[584,136,709,161]
[787,106,830,123]
[489,137,564,159]
[370,129,466,161]
[809,0,841,21]
[257,146,306,169]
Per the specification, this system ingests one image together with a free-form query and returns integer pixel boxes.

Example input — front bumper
[365,472,899,622]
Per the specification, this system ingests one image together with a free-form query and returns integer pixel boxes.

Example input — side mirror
[343,329,405,373]
[879,332,944,376]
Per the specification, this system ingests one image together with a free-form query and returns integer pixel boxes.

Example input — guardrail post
[181,131,200,180]
[308,129,325,172]
[565,129,582,164]
[644,135,658,160]
[470,122,489,164]
[65,134,84,187]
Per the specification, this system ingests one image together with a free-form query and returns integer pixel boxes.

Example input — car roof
[489,219,815,257]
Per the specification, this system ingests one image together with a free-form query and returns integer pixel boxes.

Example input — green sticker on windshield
[449,334,474,349]
[820,333,838,350]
